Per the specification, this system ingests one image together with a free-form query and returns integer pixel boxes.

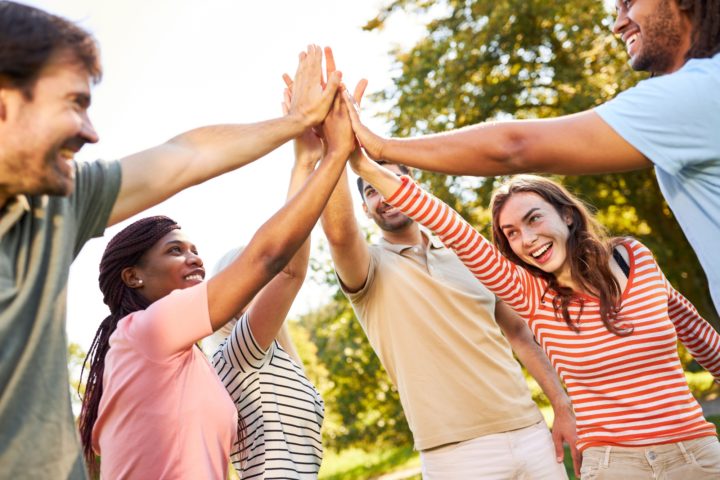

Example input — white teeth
[530,243,551,258]
[184,274,203,281]
[627,33,638,47]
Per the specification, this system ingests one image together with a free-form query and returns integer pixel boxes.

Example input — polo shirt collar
[379,228,445,254]
[0,195,30,238]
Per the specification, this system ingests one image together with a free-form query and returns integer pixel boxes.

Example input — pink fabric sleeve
[386,176,545,320]
[124,282,213,361]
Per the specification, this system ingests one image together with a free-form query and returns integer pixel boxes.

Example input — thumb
[354,78,369,106]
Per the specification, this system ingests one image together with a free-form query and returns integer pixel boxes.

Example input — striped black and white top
[212,313,324,479]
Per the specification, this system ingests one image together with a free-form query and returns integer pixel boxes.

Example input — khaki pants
[580,436,720,479]
[420,421,568,479]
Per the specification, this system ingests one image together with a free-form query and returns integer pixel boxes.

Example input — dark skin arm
[207,92,355,331]
[343,92,650,177]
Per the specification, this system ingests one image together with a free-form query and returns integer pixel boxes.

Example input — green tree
[365,0,718,326]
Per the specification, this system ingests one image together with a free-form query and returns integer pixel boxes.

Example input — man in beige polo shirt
[321,159,579,478]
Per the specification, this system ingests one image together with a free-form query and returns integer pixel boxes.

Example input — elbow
[494,128,536,174]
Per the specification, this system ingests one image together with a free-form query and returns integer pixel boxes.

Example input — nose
[521,228,537,248]
[80,113,99,144]
[186,252,203,267]
[612,7,629,35]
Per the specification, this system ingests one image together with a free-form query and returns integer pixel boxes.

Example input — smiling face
[0,51,99,201]
[125,230,206,304]
[498,192,574,280]
[361,164,414,233]
[613,0,692,74]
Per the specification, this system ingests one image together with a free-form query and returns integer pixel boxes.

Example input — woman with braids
[348,150,720,479]
[77,89,355,479]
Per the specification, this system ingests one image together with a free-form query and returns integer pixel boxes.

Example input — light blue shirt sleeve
[595,55,720,175]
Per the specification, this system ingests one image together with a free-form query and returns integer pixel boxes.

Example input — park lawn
[318,445,420,480]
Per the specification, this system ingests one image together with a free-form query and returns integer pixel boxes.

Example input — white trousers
[420,421,569,480]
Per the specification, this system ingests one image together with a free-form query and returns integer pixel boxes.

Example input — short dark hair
[0,1,102,97]
[356,161,411,202]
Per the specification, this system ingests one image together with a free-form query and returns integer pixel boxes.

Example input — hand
[323,92,354,159]
[282,84,323,170]
[551,402,581,478]
[342,87,386,160]
[348,143,374,177]
[287,45,341,129]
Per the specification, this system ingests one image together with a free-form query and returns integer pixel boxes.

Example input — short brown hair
[0,1,102,97]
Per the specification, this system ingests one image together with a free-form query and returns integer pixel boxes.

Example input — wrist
[325,146,351,160]
[284,112,310,136]
[550,396,574,414]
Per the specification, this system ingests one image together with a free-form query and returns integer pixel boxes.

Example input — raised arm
[244,98,324,350]
[665,277,720,383]
[494,301,580,477]
[108,45,341,226]
[206,91,353,331]
[316,70,371,292]
[349,151,542,318]
[343,91,649,177]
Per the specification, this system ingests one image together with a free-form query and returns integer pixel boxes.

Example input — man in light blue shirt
[345,0,720,314]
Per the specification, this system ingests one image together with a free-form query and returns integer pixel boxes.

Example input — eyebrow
[501,207,540,230]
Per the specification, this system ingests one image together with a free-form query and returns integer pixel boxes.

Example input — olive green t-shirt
[0,160,121,479]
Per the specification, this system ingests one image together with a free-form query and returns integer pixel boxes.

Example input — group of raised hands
[280,45,379,177]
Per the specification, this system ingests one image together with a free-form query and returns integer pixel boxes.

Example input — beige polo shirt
[343,231,542,451]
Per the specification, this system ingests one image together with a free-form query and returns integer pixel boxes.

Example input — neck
[381,222,423,246]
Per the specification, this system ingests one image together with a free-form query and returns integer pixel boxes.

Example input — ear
[121,267,144,289]
[362,202,370,218]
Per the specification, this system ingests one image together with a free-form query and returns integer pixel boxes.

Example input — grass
[319,444,420,480]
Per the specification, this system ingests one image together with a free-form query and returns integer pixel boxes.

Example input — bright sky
[26,0,427,351]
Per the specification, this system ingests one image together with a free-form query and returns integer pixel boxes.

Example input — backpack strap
[612,247,630,278]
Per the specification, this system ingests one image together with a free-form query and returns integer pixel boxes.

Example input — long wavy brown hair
[491,175,631,336]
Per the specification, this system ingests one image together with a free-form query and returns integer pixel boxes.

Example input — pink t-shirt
[93,282,237,479]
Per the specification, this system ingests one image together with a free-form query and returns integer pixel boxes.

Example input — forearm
[510,334,571,411]
[320,167,361,246]
[248,149,347,275]
[110,115,306,226]
[378,112,648,176]
[380,121,519,176]
[280,160,316,279]
[167,115,307,184]
[669,289,720,381]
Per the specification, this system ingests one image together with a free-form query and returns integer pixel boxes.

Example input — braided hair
[679,0,720,59]
[78,216,179,477]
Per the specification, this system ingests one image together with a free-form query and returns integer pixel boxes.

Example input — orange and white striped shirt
[387,176,720,451]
